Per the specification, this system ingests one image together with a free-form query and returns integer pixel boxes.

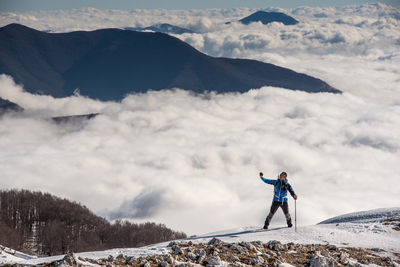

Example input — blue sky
[0,0,398,12]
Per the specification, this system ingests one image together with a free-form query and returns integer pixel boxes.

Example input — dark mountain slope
[239,11,299,25]
[0,97,22,114]
[0,24,339,101]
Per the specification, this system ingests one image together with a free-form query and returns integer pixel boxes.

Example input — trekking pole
[295,199,297,233]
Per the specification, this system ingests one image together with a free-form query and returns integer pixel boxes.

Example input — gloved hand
[259,172,263,178]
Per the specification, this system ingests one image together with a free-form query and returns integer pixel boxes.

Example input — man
[259,171,298,230]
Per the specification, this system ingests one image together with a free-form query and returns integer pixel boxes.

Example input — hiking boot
[263,225,269,230]
[288,223,293,228]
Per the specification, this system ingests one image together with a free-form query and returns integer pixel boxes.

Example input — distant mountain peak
[239,11,299,25]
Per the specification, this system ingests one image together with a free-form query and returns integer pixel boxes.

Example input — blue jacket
[261,177,296,202]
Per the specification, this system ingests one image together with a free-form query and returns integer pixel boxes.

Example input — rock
[287,243,295,250]
[320,250,329,257]
[309,253,335,267]
[251,256,264,265]
[261,253,269,258]
[384,256,395,266]
[187,252,197,260]
[252,241,264,249]
[172,245,183,255]
[267,240,284,251]
[197,255,206,264]
[107,255,114,262]
[195,248,206,256]
[339,251,349,265]
[230,244,240,251]
[116,253,125,259]
[166,255,174,264]
[205,255,221,266]
[208,237,223,246]
[160,262,169,267]
[168,241,178,247]
[55,253,77,267]
[267,251,276,257]
[126,256,136,262]
[230,243,247,254]
[327,245,337,251]
[230,255,240,261]
[240,241,256,251]
[196,249,206,264]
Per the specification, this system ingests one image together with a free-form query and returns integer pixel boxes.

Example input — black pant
[264,201,292,227]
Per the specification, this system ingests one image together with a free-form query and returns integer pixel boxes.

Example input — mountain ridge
[0,23,340,101]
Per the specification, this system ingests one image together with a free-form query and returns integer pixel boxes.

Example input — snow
[189,223,399,251]
[318,207,400,224]
[1,208,399,265]
[0,246,37,265]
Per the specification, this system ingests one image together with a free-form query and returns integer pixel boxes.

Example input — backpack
[274,177,288,200]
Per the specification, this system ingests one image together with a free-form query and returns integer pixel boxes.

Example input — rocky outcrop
[34,239,399,267]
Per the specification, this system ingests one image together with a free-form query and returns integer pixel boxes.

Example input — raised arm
[261,177,276,184]
[259,172,276,185]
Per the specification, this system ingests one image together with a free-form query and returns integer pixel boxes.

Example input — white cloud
[0,3,400,235]
[0,7,251,33]
[1,71,400,235]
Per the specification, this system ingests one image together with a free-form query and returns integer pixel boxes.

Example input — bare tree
[0,189,186,256]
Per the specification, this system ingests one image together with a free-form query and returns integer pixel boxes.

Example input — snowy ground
[1,208,399,265]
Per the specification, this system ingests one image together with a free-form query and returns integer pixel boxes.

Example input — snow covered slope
[1,208,399,265]
[319,207,400,224]
[189,208,400,251]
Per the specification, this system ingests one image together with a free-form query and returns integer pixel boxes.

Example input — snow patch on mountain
[319,207,400,224]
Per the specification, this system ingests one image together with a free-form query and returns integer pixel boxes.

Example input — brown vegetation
[0,189,186,256]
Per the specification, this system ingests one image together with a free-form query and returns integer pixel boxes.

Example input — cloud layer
[1,3,400,234]
[1,71,399,235]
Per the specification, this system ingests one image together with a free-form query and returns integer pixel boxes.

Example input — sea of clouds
[1,3,400,235]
